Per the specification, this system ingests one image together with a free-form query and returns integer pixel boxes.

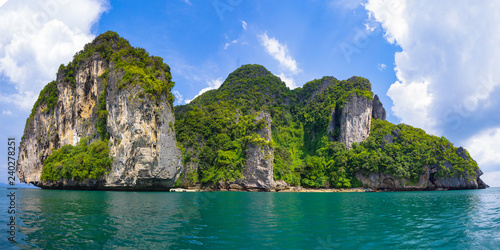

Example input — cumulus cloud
[277,73,297,89]
[258,32,301,89]
[465,127,500,172]
[185,78,223,104]
[241,20,247,30]
[465,127,500,187]
[365,0,500,136]
[0,0,108,110]
[258,33,300,74]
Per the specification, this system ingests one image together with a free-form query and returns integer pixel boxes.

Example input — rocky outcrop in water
[17,32,182,190]
[355,143,486,191]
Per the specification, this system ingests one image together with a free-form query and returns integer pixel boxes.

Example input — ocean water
[1,188,499,249]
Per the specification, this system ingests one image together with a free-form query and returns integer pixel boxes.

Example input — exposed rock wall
[242,112,275,190]
[372,94,386,120]
[338,94,373,149]
[104,65,182,189]
[17,53,182,190]
[355,147,486,190]
[356,167,485,191]
[17,55,106,186]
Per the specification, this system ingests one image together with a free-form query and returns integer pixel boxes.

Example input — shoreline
[171,187,368,193]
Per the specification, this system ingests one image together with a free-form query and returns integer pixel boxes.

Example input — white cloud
[277,73,297,89]
[0,91,38,110]
[182,0,192,5]
[172,90,183,105]
[0,0,7,8]
[365,0,500,135]
[377,63,386,71]
[465,127,500,171]
[258,33,300,74]
[387,79,436,134]
[364,22,376,32]
[2,109,12,116]
[185,78,223,104]
[224,39,238,50]
[465,127,500,187]
[258,32,301,90]
[241,20,247,30]
[0,0,108,111]
[480,171,500,188]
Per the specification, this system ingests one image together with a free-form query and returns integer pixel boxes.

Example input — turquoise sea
[1,188,499,249]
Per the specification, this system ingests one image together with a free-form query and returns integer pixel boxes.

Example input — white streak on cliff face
[338,94,373,149]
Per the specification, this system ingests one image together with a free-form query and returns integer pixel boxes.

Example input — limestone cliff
[354,123,486,191]
[241,112,275,190]
[328,93,373,149]
[17,32,182,190]
[372,94,386,120]
[338,94,373,149]
[355,161,486,191]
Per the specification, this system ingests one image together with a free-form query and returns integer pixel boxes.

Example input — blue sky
[1,0,499,187]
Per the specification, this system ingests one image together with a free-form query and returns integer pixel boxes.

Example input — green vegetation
[58,31,175,104]
[96,70,109,140]
[27,81,59,121]
[41,138,112,182]
[32,31,175,182]
[356,119,478,179]
[23,81,59,141]
[175,64,479,188]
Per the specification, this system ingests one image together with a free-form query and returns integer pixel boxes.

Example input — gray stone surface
[242,111,275,190]
[17,53,182,190]
[356,163,486,191]
[372,94,386,120]
[338,94,373,149]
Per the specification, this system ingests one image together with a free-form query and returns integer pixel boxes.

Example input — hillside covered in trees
[174,64,486,190]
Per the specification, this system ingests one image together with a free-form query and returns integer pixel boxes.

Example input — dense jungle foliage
[41,138,111,182]
[175,64,479,188]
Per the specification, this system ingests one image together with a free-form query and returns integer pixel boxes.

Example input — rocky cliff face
[355,162,486,191]
[241,112,275,190]
[327,93,373,149]
[372,94,386,120]
[355,134,486,191]
[103,65,182,189]
[432,147,487,189]
[338,94,373,149]
[17,55,106,186]
[17,32,182,190]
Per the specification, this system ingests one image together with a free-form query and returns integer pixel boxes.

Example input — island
[17,31,486,191]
